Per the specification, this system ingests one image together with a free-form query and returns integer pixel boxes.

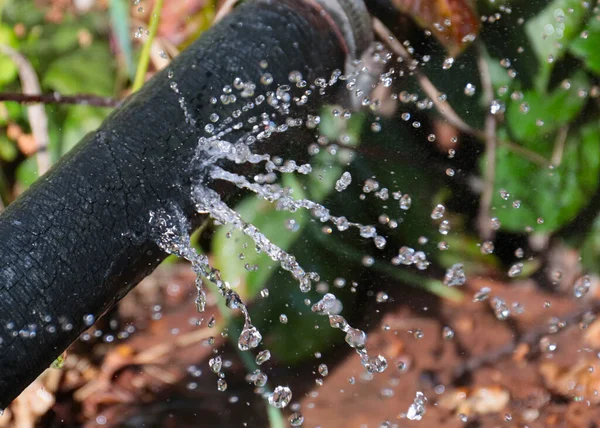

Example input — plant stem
[0,92,121,107]
[475,43,497,241]
[372,18,478,137]
[132,0,163,92]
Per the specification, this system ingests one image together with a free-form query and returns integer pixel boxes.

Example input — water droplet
[268,386,292,408]
[279,314,288,324]
[345,328,367,349]
[238,323,262,351]
[256,350,271,365]
[400,194,412,210]
[209,356,222,373]
[488,219,500,232]
[335,171,352,192]
[376,291,389,303]
[253,370,268,387]
[490,100,505,115]
[362,354,388,374]
[464,83,476,96]
[260,73,273,86]
[318,363,329,376]
[289,412,304,426]
[312,293,342,315]
[442,57,454,69]
[444,263,466,287]
[288,71,303,83]
[473,287,491,302]
[360,226,376,239]
[439,220,451,235]
[431,204,445,219]
[508,262,523,278]
[374,235,387,249]
[83,314,95,326]
[574,275,591,299]
[328,314,348,330]
[481,240,494,254]
[134,26,144,39]
[217,378,227,391]
[491,297,510,320]
[406,391,427,420]
[443,326,454,340]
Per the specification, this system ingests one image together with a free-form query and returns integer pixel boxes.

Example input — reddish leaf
[391,0,480,56]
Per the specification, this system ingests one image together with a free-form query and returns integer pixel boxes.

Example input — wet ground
[7,264,600,427]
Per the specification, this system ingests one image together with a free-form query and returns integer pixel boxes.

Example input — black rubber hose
[0,0,369,407]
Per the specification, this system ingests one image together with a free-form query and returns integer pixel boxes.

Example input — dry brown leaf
[1,369,62,428]
[439,385,511,416]
[583,318,600,349]
[540,357,600,403]
[391,0,479,57]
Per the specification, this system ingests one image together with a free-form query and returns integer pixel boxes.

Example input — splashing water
[146,48,493,415]
[406,391,427,420]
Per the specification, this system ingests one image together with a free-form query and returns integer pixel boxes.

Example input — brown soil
[7,265,600,428]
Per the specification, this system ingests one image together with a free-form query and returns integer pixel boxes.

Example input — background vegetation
[0,0,599,426]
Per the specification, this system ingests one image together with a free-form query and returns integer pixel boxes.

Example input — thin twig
[500,139,549,167]
[134,326,216,364]
[551,126,569,167]
[0,45,50,175]
[0,92,121,108]
[132,0,164,92]
[372,18,478,136]
[371,19,549,170]
[452,301,600,382]
[476,44,497,241]
[214,0,239,23]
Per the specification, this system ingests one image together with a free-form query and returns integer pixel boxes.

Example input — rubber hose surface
[0,0,345,406]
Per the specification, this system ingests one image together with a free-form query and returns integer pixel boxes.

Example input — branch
[372,20,549,171]
[0,45,50,175]
[475,44,497,241]
[0,93,121,108]
[452,301,600,382]
[372,18,479,137]
[214,0,239,23]
[132,0,164,92]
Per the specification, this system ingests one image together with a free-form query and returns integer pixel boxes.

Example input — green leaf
[570,13,600,74]
[506,70,589,146]
[581,215,600,274]
[15,156,38,191]
[61,105,110,155]
[0,24,19,87]
[492,123,600,233]
[525,0,588,89]
[0,134,17,162]
[438,234,500,275]
[2,0,45,27]
[109,0,135,79]
[212,174,308,300]
[43,43,115,95]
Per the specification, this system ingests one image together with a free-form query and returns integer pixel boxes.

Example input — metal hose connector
[310,0,373,61]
